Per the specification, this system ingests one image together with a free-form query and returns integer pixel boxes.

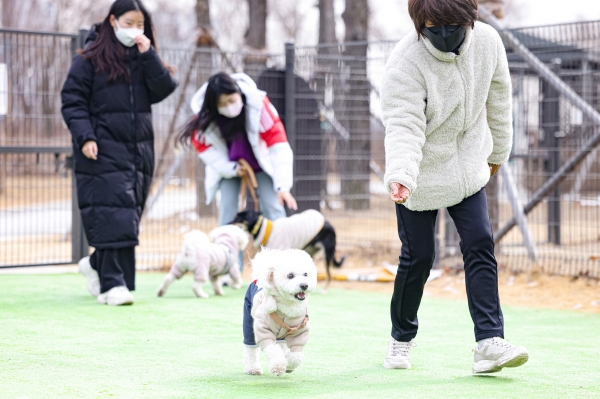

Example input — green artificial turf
[1,273,599,399]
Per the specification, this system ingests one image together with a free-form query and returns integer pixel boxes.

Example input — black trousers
[89,247,136,293]
[391,188,504,342]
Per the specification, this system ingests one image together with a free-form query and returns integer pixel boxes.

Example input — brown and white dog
[157,225,248,298]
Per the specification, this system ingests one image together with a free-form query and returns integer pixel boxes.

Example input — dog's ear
[233,225,249,249]
[250,247,278,290]
[268,270,275,285]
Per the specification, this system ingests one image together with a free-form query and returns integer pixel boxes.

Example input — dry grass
[301,251,600,314]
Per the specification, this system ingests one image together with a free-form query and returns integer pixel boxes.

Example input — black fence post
[284,42,296,155]
[542,58,562,245]
[70,29,89,263]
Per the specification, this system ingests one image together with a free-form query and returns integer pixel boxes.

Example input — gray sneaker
[472,337,529,374]
[383,337,416,369]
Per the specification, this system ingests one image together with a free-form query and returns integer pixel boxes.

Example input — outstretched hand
[390,182,410,204]
[277,191,298,211]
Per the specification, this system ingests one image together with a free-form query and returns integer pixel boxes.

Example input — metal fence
[491,21,600,276]
[1,22,599,276]
[0,29,87,267]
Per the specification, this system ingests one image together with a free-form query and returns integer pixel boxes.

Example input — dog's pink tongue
[298,292,305,299]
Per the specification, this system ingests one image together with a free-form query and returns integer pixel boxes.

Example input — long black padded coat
[61,28,178,249]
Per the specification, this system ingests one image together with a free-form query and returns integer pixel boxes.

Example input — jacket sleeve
[380,64,427,193]
[140,47,179,104]
[486,33,513,165]
[260,97,293,192]
[61,55,97,149]
[191,132,238,179]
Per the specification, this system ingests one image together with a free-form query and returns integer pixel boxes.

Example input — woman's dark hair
[178,73,246,146]
[408,0,478,40]
[81,0,160,81]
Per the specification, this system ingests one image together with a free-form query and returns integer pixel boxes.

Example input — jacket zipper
[128,50,138,203]
[454,60,468,199]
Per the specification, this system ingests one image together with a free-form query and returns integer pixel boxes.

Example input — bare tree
[270,0,309,42]
[211,0,247,51]
[52,0,113,32]
[479,0,505,19]
[246,0,267,51]
[1,0,18,28]
[342,0,368,42]
[194,0,218,216]
[479,0,506,230]
[319,0,336,44]
[243,0,268,78]
[339,0,370,210]
[195,0,218,47]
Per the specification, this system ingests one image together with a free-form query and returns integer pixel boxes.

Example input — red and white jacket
[190,73,294,205]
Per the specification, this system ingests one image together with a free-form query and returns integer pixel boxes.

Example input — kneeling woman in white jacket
[179,73,298,268]
[381,0,528,374]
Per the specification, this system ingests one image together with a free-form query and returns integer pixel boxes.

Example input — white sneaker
[472,337,529,374]
[97,286,134,306]
[383,337,416,369]
[78,256,100,297]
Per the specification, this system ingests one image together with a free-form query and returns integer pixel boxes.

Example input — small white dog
[242,248,317,376]
[157,225,249,298]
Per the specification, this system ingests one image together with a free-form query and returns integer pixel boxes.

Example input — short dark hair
[408,0,478,39]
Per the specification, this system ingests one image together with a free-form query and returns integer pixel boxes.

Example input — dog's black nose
[300,283,308,291]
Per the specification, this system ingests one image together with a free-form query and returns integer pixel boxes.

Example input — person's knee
[461,229,494,254]
[405,245,436,268]
[414,251,436,268]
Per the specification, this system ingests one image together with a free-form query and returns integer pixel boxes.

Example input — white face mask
[218,98,244,119]
[114,19,144,47]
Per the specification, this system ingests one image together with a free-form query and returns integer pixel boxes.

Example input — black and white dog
[230,209,345,289]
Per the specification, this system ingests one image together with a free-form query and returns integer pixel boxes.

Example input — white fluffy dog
[243,248,317,376]
[157,225,249,298]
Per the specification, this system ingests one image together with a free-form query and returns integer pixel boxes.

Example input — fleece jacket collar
[423,26,474,62]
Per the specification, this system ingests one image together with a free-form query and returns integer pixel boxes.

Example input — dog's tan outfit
[251,290,309,352]
[253,209,325,250]
[169,233,241,283]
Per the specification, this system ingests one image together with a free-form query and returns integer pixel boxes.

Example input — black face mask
[422,25,466,55]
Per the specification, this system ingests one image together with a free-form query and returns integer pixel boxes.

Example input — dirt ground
[318,269,600,314]
[2,254,599,315]
[239,249,600,315]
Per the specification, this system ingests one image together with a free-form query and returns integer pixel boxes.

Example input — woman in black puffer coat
[61,0,177,306]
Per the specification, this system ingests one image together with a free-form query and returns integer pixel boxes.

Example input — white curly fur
[244,248,317,376]
[157,226,248,298]
[209,225,249,249]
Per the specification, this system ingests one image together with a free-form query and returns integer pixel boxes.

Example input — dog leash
[238,159,259,212]
[269,310,309,338]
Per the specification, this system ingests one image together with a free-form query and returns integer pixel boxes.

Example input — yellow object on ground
[317,268,395,283]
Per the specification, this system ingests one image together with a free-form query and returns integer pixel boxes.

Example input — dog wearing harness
[243,248,317,376]
[157,225,249,298]
[231,209,346,291]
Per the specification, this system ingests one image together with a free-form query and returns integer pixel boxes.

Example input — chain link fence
[1,22,599,276]
[0,29,83,267]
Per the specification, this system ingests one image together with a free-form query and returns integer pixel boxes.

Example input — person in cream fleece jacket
[381,0,528,375]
